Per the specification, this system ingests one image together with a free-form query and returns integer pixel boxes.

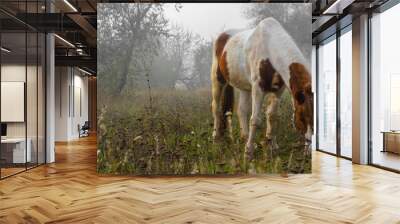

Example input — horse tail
[211,32,235,138]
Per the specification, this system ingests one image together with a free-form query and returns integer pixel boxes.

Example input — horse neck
[254,20,310,86]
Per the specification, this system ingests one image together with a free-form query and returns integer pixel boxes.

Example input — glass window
[371,3,400,171]
[312,45,317,151]
[0,1,46,179]
[340,28,352,158]
[1,31,28,177]
[318,36,337,154]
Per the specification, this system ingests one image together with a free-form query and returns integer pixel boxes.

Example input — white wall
[1,65,27,139]
[55,66,70,141]
[71,73,89,138]
[55,67,89,141]
[1,65,42,137]
[1,63,46,163]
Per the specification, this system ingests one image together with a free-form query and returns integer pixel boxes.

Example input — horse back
[213,29,254,91]
[213,24,290,94]
[213,29,243,84]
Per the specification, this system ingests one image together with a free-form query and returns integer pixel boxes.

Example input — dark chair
[79,121,90,138]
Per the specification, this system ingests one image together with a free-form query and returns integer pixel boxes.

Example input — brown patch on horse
[215,33,232,83]
[216,68,226,83]
[289,63,311,97]
[289,62,313,134]
[271,73,284,91]
[259,59,284,92]
[218,51,230,82]
[215,32,230,58]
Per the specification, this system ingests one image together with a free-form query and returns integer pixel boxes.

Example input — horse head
[289,62,313,145]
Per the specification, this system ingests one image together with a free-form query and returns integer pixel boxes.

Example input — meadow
[97,87,310,175]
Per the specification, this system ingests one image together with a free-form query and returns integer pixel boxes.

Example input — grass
[97,88,311,175]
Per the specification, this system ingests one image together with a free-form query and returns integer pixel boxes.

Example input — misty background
[97,3,312,174]
[97,3,311,96]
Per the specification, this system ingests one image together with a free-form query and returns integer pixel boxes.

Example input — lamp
[63,0,78,12]
[54,34,75,48]
[1,47,11,53]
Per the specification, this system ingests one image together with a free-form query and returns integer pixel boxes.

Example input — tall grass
[97,88,311,175]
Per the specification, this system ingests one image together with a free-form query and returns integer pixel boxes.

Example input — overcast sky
[164,3,251,40]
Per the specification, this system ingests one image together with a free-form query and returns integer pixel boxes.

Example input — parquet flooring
[1,167,26,178]
[1,135,400,223]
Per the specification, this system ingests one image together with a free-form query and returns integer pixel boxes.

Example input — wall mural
[97,3,312,175]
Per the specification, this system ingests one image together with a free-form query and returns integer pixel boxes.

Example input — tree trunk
[117,44,134,95]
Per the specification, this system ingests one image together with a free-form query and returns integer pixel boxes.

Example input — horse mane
[250,17,310,87]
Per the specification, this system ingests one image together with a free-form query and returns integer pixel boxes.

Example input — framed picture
[97,3,312,175]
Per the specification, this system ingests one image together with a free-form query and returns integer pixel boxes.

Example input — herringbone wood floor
[1,136,400,224]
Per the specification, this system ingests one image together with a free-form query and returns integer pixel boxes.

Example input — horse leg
[245,83,265,161]
[265,92,281,140]
[265,93,280,153]
[237,90,251,140]
[223,85,234,140]
[211,82,224,141]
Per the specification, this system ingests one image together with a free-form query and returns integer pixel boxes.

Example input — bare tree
[98,3,169,95]
[190,37,213,88]
[165,25,194,88]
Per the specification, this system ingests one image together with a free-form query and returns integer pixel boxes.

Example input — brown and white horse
[211,17,313,160]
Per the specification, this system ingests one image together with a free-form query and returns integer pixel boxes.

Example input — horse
[210,17,313,161]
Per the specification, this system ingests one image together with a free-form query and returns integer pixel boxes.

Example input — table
[381,131,400,154]
[1,138,31,163]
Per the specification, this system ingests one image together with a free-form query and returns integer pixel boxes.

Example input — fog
[98,3,311,95]
[164,3,250,40]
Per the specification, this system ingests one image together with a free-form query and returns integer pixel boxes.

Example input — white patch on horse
[224,30,253,91]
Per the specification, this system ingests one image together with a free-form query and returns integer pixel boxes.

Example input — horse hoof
[212,131,222,142]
